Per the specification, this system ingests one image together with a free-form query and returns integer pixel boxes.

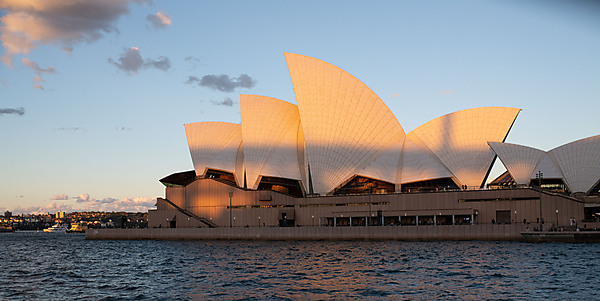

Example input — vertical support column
[333,217,337,227]
[416,216,419,226]
[452,215,455,225]
[349,217,352,227]
[433,215,437,225]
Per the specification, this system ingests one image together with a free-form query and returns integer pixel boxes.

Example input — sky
[1,0,599,214]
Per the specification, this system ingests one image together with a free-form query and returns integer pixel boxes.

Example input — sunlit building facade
[489,135,600,195]
[149,53,599,229]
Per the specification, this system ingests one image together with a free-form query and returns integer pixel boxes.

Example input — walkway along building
[148,53,600,232]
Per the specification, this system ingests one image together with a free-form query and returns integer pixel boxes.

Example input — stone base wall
[86,224,534,241]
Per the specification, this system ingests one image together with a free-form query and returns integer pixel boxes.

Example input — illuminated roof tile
[400,135,454,184]
[240,95,303,189]
[184,122,242,179]
[549,135,600,193]
[285,53,406,194]
[488,142,546,185]
[408,107,520,188]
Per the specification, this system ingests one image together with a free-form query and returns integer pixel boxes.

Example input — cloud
[11,202,74,215]
[184,56,200,69]
[108,47,144,74]
[211,97,234,107]
[108,47,171,74]
[9,194,155,214]
[0,0,145,67]
[0,107,25,115]
[392,93,399,98]
[146,11,171,29]
[51,194,69,200]
[74,193,93,203]
[22,58,55,75]
[45,202,74,213]
[74,194,155,212]
[54,127,82,131]
[100,197,119,204]
[106,197,155,212]
[440,90,456,95]
[21,58,56,89]
[145,56,171,71]
[186,74,256,92]
[185,56,200,63]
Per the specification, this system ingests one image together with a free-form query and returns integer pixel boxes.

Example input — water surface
[1,232,598,300]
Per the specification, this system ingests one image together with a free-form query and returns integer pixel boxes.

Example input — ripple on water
[1,233,600,299]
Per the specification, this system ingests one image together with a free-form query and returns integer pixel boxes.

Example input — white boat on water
[43,223,68,233]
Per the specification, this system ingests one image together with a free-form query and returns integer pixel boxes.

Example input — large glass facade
[400,178,459,193]
[257,176,304,198]
[332,176,395,195]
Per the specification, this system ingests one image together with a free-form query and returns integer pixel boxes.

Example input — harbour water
[1,232,599,300]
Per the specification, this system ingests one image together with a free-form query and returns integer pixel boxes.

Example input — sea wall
[86,224,534,241]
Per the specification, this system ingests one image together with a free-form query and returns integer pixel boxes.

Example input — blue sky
[1,0,599,214]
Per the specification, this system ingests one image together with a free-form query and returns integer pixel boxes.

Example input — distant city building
[149,53,600,230]
[4,210,11,218]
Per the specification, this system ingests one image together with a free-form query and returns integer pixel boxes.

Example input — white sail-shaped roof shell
[532,154,564,180]
[489,136,600,193]
[488,142,546,185]
[184,122,242,179]
[240,95,303,190]
[549,135,600,193]
[357,140,404,185]
[285,53,406,194]
[400,135,454,184]
[408,107,520,188]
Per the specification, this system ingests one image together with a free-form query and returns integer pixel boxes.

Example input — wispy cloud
[392,93,399,98]
[146,11,172,29]
[211,97,234,107]
[74,193,93,203]
[145,56,171,71]
[0,0,144,67]
[8,194,155,214]
[184,56,201,69]
[21,58,56,90]
[184,56,200,64]
[108,47,171,74]
[440,90,456,95]
[72,193,155,212]
[54,127,83,131]
[11,202,74,215]
[186,74,256,92]
[51,194,69,200]
[0,107,25,116]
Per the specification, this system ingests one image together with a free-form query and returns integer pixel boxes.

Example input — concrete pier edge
[84,224,579,242]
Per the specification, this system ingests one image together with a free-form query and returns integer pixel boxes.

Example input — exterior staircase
[161,198,218,228]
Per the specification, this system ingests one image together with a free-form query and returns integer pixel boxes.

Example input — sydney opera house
[148,53,600,231]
